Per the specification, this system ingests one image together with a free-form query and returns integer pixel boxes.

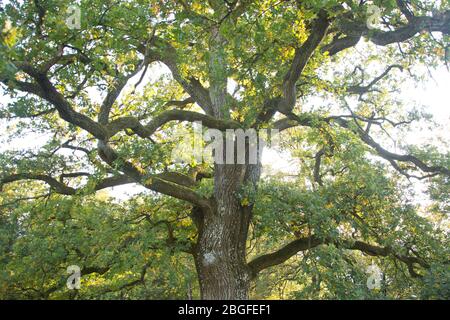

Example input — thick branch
[106,109,241,138]
[0,173,135,195]
[324,9,450,56]
[248,236,323,276]
[8,62,108,139]
[0,174,77,195]
[139,37,214,115]
[369,12,450,46]
[248,236,428,278]
[97,141,212,209]
[279,11,330,114]
[98,57,151,125]
[322,33,362,56]
[256,11,330,124]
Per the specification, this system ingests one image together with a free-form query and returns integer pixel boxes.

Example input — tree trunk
[193,162,260,299]
[194,208,251,299]
[195,24,263,299]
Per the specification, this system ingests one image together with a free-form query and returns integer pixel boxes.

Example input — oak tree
[1,0,449,299]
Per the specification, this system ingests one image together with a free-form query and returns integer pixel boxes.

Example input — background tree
[0,0,449,299]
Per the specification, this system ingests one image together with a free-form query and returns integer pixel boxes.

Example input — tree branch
[97,141,212,209]
[139,37,214,115]
[324,9,450,56]
[256,10,330,124]
[106,109,241,138]
[7,62,108,139]
[280,10,330,114]
[248,236,323,277]
[273,112,450,178]
[346,65,403,96]
[332,117,450,177]
[248,236,428,278]
[98,53,153,124]
[0,173,135,195]
[369,12,450,46]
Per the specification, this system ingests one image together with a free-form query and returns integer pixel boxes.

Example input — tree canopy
[0,0,449,299]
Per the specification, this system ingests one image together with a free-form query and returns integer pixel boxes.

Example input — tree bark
[193,163,248,299]
[193,158,261,299]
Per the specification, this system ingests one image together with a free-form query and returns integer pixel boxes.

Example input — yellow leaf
[241,197,250,206]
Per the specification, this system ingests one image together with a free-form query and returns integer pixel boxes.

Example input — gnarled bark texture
[193,154,261,299]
